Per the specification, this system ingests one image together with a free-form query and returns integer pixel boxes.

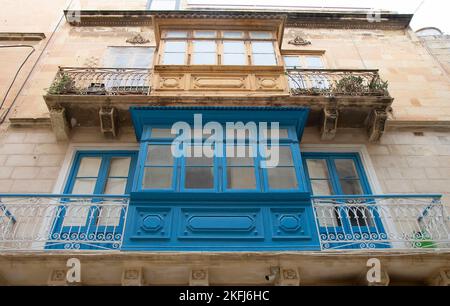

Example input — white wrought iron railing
[0,194,129,251]
[312,195,450,250]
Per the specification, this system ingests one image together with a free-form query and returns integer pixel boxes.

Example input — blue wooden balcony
[0,193,448,252]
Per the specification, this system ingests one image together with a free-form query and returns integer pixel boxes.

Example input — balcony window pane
[185,167,214,189]
[194,31,216,38]
[305,56,324,69]
[164,41,187,53]
[193,41,216,52]
[186,156,213,166]
[108,157,131,177]
[267,167,298,190]
[72,178,97,194]
[104,178,128,194]
[262,128,289,139]
[249,31,272,39]
[335,159,359,179]
[227,167,256,189]
[149,0,177,10]
[223,41,245,53]
[223,31,244,38]
[143,167,173,189]
[77,157,101,177]
[226,145,254,166]
[162,52,185,65]
[223,54,246,65]
[253,54,277,65]
[284,56,301,68]
[151,128,176,138]
[311,180,332,195]
[165,31,188,38]
[146,145,173,165]
[306,159,329,179]
[252,42,275,54]
[340,179,363,195]
[192,53,216,65]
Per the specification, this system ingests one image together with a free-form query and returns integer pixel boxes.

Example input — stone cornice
[64,10,412,30]
[0,32,46,41]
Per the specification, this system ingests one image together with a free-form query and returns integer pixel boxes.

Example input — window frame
[158,29,280,66]
[146,0,180,10]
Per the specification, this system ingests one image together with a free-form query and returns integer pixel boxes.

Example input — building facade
[0,0,449,285]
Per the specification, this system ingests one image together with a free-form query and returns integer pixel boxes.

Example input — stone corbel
[99,106,118,137]
[428,269,450,286]
[277,267,300,286]
[320,107,339,140]
[367,108,388,142]
[189,268,209,286]
[49,106,70,141]
[122,267,145,286]
[48,269,68,286]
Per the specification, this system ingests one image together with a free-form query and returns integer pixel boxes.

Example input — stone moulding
[288,36,312,46]
[126,34,150,45]
[0,32,46,41]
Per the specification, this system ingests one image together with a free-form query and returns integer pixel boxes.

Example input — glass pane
[151,128,176,138]
[146,145,173,165]
[223,54,247,65]
[193,41,216,52]
[194,31,216,38]
[164,41,187,52]
[223,41,245,53]
[227,167,256,189]
[104,178,127,194]
[335,159,359,179]
[150,0,177,10]
[143,167,173,189]
[226,145,254,165]
[72,178,97,194]
[278,147,294,166]
[223,31,244,38]
[77,157,101,177]
[96,205,122,227]
[311,180,332,195]
[340,179,363,195]
[267,167,298,190]
[305,56,324,69]
[108,158,131,177]
[284,56,301,68]
[249,31,272,39]
[185,167,214,189]
[62,205,90,227]
[186,154,213,166]
[252,42,275,54]
[165,31,187,38]
[306,159,329,179]
[162,52,185,65]
[253,54,277,66]
[192,53,216,65]
[262,128,289,139]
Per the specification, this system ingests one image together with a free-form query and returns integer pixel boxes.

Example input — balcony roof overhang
[129,106,310,141]
[63,9,413,31]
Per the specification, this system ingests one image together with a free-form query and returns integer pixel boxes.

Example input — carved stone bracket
[367,108,388,143]
[122,267,144,286]
[99,106,118,137]
[277,267,300,286]
[288,36,312,46]
[320,107,339,140]
[189,268,209,286]
[126,34,150,45]
[428,269,450,286]
[48,269,68,286]
[49,107,70,141]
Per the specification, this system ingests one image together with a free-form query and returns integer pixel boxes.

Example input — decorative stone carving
[126,34,150,45]
[190,268,209,286]
[48,269,67,286]
[320,107,338,140]
[428,269,450,286]
[277,267,300,286]
[288,36,312,46]
[99,106,118,137]
[49,107,70,141]
[367,109,388,142]
[122,268,144,286]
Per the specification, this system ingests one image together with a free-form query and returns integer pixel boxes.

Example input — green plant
[368,76,389,94]
[333,75,367,95]
[47,73,78,95]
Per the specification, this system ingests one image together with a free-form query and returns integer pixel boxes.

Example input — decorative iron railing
[0,194,129,251]
[47,67,152,95]
[312,195,450,250]
[286,69,389,97]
